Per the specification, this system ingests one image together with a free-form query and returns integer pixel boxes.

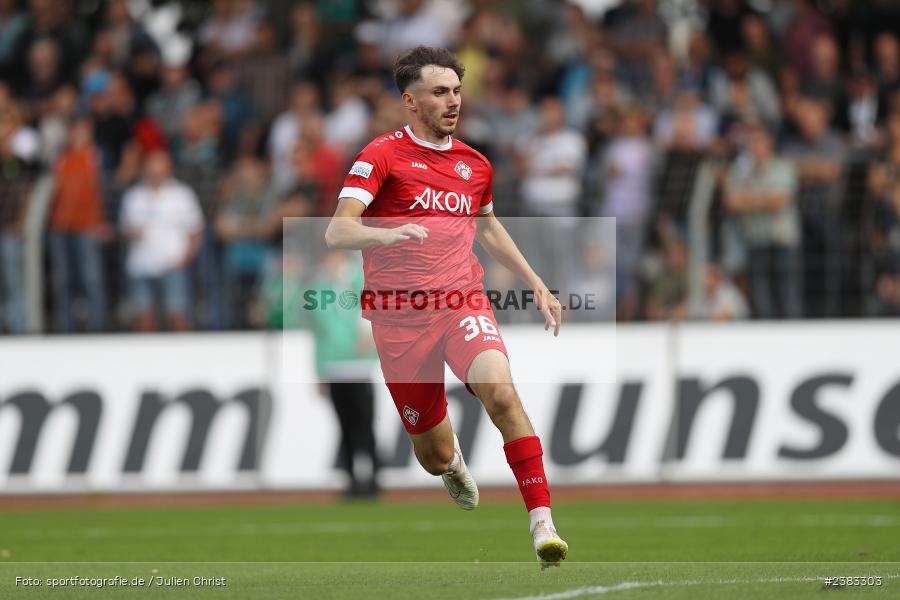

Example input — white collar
[404,124,452,151]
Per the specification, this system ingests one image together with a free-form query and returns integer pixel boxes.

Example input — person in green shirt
[306,250,380,498]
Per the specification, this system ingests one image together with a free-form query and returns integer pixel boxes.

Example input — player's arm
[324,197,429,249]
[476,210,562,336]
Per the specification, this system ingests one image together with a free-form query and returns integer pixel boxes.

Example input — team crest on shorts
[403,405,420,426]
[454,161,472,180]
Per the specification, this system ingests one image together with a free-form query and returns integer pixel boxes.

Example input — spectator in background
[800,35,843,115]
[867,117,900,315]
[0,102,33,334]
[857,0,900,65]
[566,232,616,323]
[0,0,27,82]
[607,0,667,99]
[48,116,108,333]
[838,69,882,151]
[233,20,290,128]
[269,81,320,196]
[654,88,718,152]
[89,71,135,177]
[784,0,834,80]
[596,105,654,320]
[205,60,254,163]
[653,88,716,225]
[99,0,157,73]
[874,33,900,117]
[120,150,203,331]
[293,115,344,216]
[683,31,716,96]
[173,101,221,169]
[484,84,538,160]
[9,0,85,94]
[645,236,688,321]
[215,156,278,328]
[520,97,587,218]
[308,251,380,498]
[37,84,76,166]
[380,0,455,60]
[21,36,65,120]
[644,49,679,113]
[783,97,847,318]
[709,50,781,125]
[565,47,630,135]
[724,122,802,319]
[872,182,900,315]
[351,31,394,105]
[145,59,201,145]
[518,96,587,292]
[867,112,900,199]
[583,74,634,155]
[0,92,39,165]
[286,1,335,86]
[741,13,781,86]
[196,0,261,65]
[698,263,749,321]
[705,0,754,56]
[324,75,370,158]
[453,12,491,104]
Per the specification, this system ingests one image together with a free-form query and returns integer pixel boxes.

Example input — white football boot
[441,434,479,510]
[533,520,568,569]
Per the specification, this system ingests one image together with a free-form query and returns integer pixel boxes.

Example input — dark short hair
[393,46,465,93]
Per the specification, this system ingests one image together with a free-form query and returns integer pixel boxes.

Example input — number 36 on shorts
[459,315,498,341]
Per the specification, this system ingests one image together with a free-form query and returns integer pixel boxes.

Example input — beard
[422,109,457,139]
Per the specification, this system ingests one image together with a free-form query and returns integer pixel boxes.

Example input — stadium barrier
[0,321,898,493]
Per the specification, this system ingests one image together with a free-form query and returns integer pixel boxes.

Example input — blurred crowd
[1,0,900,334]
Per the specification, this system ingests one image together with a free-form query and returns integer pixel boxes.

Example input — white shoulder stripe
[339,187,375,207]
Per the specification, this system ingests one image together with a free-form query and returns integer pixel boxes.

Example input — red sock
[504,435,551,511]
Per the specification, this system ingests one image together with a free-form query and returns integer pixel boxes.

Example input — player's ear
[401,90,417,112]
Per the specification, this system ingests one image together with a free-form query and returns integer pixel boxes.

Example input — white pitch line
[488,575,865,600]
[489,581,656,600]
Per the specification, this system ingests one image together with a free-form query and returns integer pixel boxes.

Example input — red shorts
[371,298,508,434]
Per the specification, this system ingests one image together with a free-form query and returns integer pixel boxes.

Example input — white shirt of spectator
[380,2,453,58]
[521,129,587,216]
[120,179,204,278]
[601,137,654,224]
[325,97,370,152]
[268,110,301,195]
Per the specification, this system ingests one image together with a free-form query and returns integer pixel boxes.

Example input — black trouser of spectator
[329,381,379,496]
[802,217,843,318]
[748,245,803,319]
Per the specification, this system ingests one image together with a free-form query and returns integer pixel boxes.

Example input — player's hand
[535,286,562,337]
[380,223,429,246]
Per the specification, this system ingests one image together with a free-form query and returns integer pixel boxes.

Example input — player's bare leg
[468,349,568,569]
[410,414,479,509]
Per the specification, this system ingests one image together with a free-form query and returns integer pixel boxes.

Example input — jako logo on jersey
[521,477,544,486]
[455,161,472,180]
[411,161,428,170]
[409,187,472,214]
[349,161,373,178]
[403,405,420,426]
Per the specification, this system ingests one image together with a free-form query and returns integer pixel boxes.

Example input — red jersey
[339,125,494,324]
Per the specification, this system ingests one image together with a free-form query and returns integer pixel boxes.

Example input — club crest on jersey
[403,405,420,426]
[454,161,472,181]
[409,186,473,214]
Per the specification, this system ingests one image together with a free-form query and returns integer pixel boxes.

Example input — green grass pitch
[0,498,898,598]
